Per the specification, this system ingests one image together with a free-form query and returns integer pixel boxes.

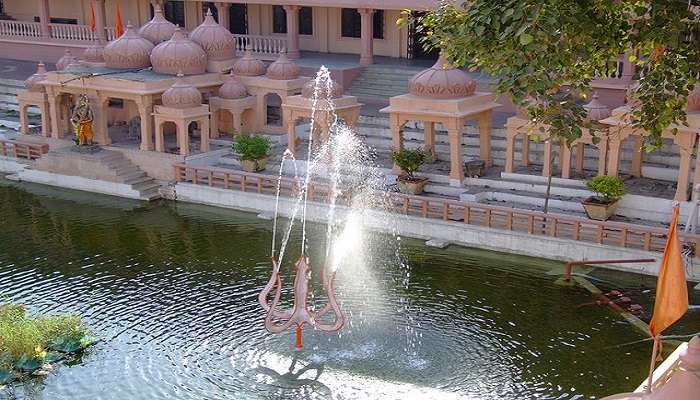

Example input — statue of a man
[71,94,94,146]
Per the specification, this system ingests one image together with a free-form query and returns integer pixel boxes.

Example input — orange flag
[88,2,96,32]
[649,204,689,337]
[114,1,124,38]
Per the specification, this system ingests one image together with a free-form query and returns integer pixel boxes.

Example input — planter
[240,156,268,172]
[464,160,485,177]
[582,197,619,221]
[397,176,429,195]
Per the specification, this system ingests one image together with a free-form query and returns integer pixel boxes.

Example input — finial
[206,8,213,17]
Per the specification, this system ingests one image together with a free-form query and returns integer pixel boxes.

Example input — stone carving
[82,41,105,63]
[408,55,477,99]
[301,78,343,99]
[151,28,207,75]
[138,5,176,44]
[583,93,612,120]
[104,24,154,69]
[266,51,300,80]
[56,50,78,71]
[218,72,248,99]
[24,62,47,93]
[232,46,266,76]
[71,94,94,145]
[189,9,236,61]
[162,73,203,109]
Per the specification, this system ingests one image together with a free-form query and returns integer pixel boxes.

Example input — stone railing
[0,20,41,38]
[0,139,48,160]
[49,23,94,41]
[234,34,286,59]
[173,163,700,254]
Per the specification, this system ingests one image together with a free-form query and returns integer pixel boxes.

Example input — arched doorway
[265,93,282,127]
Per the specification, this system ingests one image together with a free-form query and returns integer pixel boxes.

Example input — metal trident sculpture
[258,253,345,349]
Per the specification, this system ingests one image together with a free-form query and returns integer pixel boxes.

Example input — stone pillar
[137,97,153,151]
[674,133,697,201]
[39,100,50,137]
[445,120,465,186]
[285,110,297,154]
[47,89,62,139]
[477,111,492,167]
[200,116,210,152]
[93,0,107,43]
[560,142,571,179]
[177,121,188,155]
[38,0,51,39]
[358,8,374,66]
[424,121,436,160]
[210,108,220,139]
[283,5,300,59]
[19,104,28,134]
[215,2,231,31]
[504,124,517,173]
[155,120,165,152]
[630,135,643,178]
[93,95,111,145]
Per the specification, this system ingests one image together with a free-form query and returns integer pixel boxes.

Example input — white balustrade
[0,20,41,38]
[106,27,116,41]
[234,34,287,59]
[50,23,94,41]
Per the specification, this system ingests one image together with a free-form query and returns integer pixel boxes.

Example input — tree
[407,1,700,150]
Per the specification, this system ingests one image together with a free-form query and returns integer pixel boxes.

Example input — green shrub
[392,148,426,180]
[586,176,625,202]
[234,134,271,160]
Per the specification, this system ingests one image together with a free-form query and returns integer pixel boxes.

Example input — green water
[0,178,698,400]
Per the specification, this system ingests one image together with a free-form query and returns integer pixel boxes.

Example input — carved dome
[232,46,265,76]
[82,41,105,63]
[104,24,154,69]
[162,73,202,108]
[266,52,300,80]
[56,50,78,71]
[408,55,477,99]
[138,5,176,44]
[189,9,236,61]
[218,72,248,99]
[24,62,47,93]
[301,78,344,99]
[583,93,611,120]
[150,28,207,75]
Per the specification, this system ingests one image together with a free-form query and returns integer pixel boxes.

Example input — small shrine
[153,73,211,155]
[505,94,611,179]
[17,62,50,137]
[380,55,498,186]
[235,50,308,134]
[282,78,361,155]
[209,72,256,138]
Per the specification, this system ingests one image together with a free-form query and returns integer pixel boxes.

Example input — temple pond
[1,178,699,400]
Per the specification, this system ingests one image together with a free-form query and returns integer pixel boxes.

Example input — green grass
[0,303,94,374]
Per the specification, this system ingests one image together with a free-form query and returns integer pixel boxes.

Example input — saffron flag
[648,204,689,337]
[88,2,96,32]
[114,1,124,38]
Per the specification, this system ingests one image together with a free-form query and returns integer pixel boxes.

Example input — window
[272,6,313,35]
[341,9,383,39]
[229,4,248,34]
[34,17,77,25]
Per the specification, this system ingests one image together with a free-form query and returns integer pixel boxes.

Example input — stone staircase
[0,78,35,114]
[21,148,162,201]
[346,65,421,102]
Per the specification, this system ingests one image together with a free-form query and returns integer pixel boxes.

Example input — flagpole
[645,335,660,393]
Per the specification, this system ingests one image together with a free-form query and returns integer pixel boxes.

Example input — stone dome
[301,78,344,99]
[189,9,236,61]
[56,50,78,71]
[82,41,105,63]
[162,73,203,108]
[232,46,265,76]
[583,93,611,120]
[104,24,154,69]
[150,28,207,75]
[138,5,176,44]
[408,55,477,99]
[218,72,248,99]
[24,62,47,92]
[266,52,300,80]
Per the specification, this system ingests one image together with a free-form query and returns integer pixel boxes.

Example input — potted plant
[582,176,625,221]
[234,134,271,172]
[392,148,428,195]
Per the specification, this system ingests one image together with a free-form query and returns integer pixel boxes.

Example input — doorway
[229,3,248,34]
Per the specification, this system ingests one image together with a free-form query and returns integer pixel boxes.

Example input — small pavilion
[504,95,612,179]
[209,72,256,138]
[235,50,308,134]
[17,62,50,137]
[380,55,498,186]
[282,79,362,155]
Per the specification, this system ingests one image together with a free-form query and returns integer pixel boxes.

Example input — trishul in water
[258,254,345,349]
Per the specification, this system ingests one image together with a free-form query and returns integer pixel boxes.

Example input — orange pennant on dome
[114,1,124,38]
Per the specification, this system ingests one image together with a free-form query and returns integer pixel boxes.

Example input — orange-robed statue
[71,94,94,146]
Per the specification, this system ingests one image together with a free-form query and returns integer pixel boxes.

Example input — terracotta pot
[240,156,268,172]
[582,197,619,221]
[397,176,428,195]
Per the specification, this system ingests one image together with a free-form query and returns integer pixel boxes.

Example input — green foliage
[392,148,426,180]
[409,1,700,150]
[586,176,625,202]
[234,134,271,160]
[0,303,93,373]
